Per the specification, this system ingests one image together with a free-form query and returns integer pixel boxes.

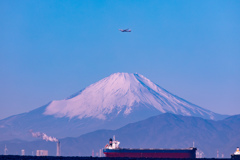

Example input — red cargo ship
[103,137,197,158]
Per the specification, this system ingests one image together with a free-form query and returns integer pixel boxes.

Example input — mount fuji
[0,73,226,141]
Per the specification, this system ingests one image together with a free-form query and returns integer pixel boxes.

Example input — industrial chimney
[56,141,60,156]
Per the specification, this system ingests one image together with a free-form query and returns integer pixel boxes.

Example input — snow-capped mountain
[44,72,221,120]
[0,73,226,141]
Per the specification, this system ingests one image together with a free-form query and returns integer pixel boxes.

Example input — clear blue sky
[0,0,240,119]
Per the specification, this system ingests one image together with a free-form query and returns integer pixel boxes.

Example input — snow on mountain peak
[44,72,216,120]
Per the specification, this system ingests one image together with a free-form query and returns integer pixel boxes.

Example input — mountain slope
[0,73,226,141]
[1,113,239,157]
[44,73,223,120]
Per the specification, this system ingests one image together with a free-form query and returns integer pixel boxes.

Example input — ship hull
[231,154,240,159]
[103,148,197,158]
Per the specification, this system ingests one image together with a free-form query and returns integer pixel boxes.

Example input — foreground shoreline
[0,155,233,160]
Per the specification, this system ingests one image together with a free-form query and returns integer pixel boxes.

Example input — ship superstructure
[231,147,240,159]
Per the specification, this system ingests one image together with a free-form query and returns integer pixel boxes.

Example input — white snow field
[44,73,219,120]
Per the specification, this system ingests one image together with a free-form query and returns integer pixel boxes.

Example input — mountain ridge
[0,72,227,141]
[1,113,239,157]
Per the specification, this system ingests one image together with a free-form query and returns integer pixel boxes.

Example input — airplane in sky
[119,29,131,32]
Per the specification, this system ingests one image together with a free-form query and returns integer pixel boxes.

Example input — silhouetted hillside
[1,114,239,158]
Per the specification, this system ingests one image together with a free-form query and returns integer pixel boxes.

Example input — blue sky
[0,0,240,119]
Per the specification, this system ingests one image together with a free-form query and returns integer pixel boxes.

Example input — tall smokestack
[21,149,25,156]
[56,141,60,156]
[4,145,7,155]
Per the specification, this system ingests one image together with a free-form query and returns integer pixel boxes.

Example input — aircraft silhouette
[119,29,131,32]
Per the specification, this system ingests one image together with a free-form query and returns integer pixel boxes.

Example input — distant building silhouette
[36,150,48,156]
